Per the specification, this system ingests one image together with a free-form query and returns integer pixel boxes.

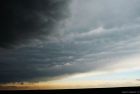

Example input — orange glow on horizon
[0,80,140,90]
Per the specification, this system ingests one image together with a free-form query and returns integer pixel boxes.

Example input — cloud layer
[1,0,140,83]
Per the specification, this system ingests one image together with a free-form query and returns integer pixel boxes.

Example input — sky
[0,0,140,89]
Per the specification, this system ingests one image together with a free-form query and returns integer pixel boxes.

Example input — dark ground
[0,86,140,94]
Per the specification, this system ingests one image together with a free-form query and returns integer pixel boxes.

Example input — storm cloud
[0,0,70,48]
[1,0,140,83]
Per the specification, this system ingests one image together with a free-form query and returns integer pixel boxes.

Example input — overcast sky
[0,0,140,86]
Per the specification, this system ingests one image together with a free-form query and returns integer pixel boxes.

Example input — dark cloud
[0,43,85,83]
[0,0,70,48]
[1,0,140,84]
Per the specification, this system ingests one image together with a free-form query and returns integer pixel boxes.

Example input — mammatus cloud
[1,0,140,84]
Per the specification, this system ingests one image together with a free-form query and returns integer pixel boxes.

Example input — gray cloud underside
[1,0,140,83]
[0,0,70,48]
